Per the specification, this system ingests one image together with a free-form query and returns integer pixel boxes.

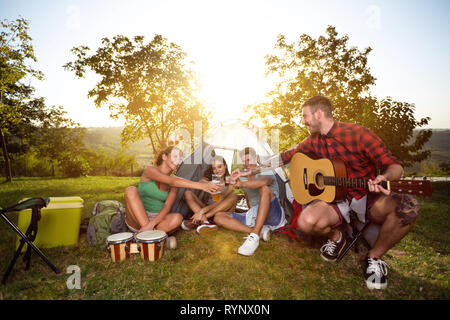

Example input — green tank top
[138,180,169,213]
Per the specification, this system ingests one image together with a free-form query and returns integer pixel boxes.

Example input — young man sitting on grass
[213,147,287,256]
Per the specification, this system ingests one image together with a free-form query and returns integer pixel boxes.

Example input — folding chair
[1,197,60,284]
[336,210,372,262]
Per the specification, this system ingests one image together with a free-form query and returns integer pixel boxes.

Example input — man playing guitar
[269,95,419,290]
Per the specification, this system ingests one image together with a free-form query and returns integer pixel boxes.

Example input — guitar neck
[289,152,432,200]
[323,176,388,191]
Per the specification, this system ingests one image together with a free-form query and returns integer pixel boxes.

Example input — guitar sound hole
[308,172,325,197]
[315,173,324,188]
[308,172,325,196]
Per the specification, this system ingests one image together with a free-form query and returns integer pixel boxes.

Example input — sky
[1,0,449,129]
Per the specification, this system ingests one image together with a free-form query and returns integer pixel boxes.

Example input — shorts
[125,211,158,233]
[325,194,381,228]
[229,197,284,228]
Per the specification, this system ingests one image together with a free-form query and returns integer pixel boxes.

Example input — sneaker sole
[320,253,338,262]
[181,221,197,231]
[238,249,255,256]
[366,280,387,290]
[181,223,192,231]
[197,225,218,234]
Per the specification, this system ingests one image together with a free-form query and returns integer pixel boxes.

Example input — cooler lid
[48,197,84,204]
[20,196,84,210]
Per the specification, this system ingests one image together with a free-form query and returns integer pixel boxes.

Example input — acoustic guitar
[289,153,432,205]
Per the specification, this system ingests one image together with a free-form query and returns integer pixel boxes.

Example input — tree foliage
[0,17,90,179]
[248,26,431,166]
[0,18,141,179]
[0,17,43,99]
[2,95,91,177]
[372,97,431,167]
[64,34,210,154]
[0,18,44,130]
[1,17,44,181]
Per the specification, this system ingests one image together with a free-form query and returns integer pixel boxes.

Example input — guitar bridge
[303,168,307,189]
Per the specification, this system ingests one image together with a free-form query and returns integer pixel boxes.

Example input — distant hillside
[406,129,450,173]
[83,127,450,172]
[422,129,450,161]
[84,127,153,166]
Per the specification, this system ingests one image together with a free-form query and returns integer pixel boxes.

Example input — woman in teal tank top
[124,146,220,234]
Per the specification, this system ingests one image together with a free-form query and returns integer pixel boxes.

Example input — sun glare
[194,55,274,126]
[172,3,278,127]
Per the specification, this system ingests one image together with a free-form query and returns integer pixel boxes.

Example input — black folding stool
[1,197,60,284]
[336,210,372,262]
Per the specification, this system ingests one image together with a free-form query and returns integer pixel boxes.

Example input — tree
[247,26,431,166]
[1,17,44,181]
[64,34,210,154]
[109,149,138,176]
[32,100,89,176]
[1,91,89,177]
[372,97,431,167]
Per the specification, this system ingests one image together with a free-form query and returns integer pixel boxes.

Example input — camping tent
[172,119,294,223]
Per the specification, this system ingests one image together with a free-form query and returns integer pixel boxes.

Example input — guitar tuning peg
[423,176,427,180]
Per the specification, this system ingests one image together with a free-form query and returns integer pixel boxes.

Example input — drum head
[106,232,134,244]
[135,230,167,243]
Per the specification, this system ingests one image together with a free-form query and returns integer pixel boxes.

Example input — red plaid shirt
[281,121,400,200]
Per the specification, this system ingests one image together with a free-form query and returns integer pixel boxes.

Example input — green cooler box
[16,196,84,250]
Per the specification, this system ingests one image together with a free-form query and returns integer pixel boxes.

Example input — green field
[0,177,448,300]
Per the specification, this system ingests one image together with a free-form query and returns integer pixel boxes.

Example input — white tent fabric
[173,119,294,222]
[202,119,294,203]
[203,119,272,156]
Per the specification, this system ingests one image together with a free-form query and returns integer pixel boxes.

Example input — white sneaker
[260,226,271,242]
[238,233,260,256]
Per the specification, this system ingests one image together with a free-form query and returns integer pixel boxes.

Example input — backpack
[86,200,128,247]
[273,198,302,242]
[273,172,294,223]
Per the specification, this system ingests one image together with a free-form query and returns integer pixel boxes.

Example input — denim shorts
[230,197,283,227]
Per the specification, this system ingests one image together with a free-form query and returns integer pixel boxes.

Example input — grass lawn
[0,176,448,300]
